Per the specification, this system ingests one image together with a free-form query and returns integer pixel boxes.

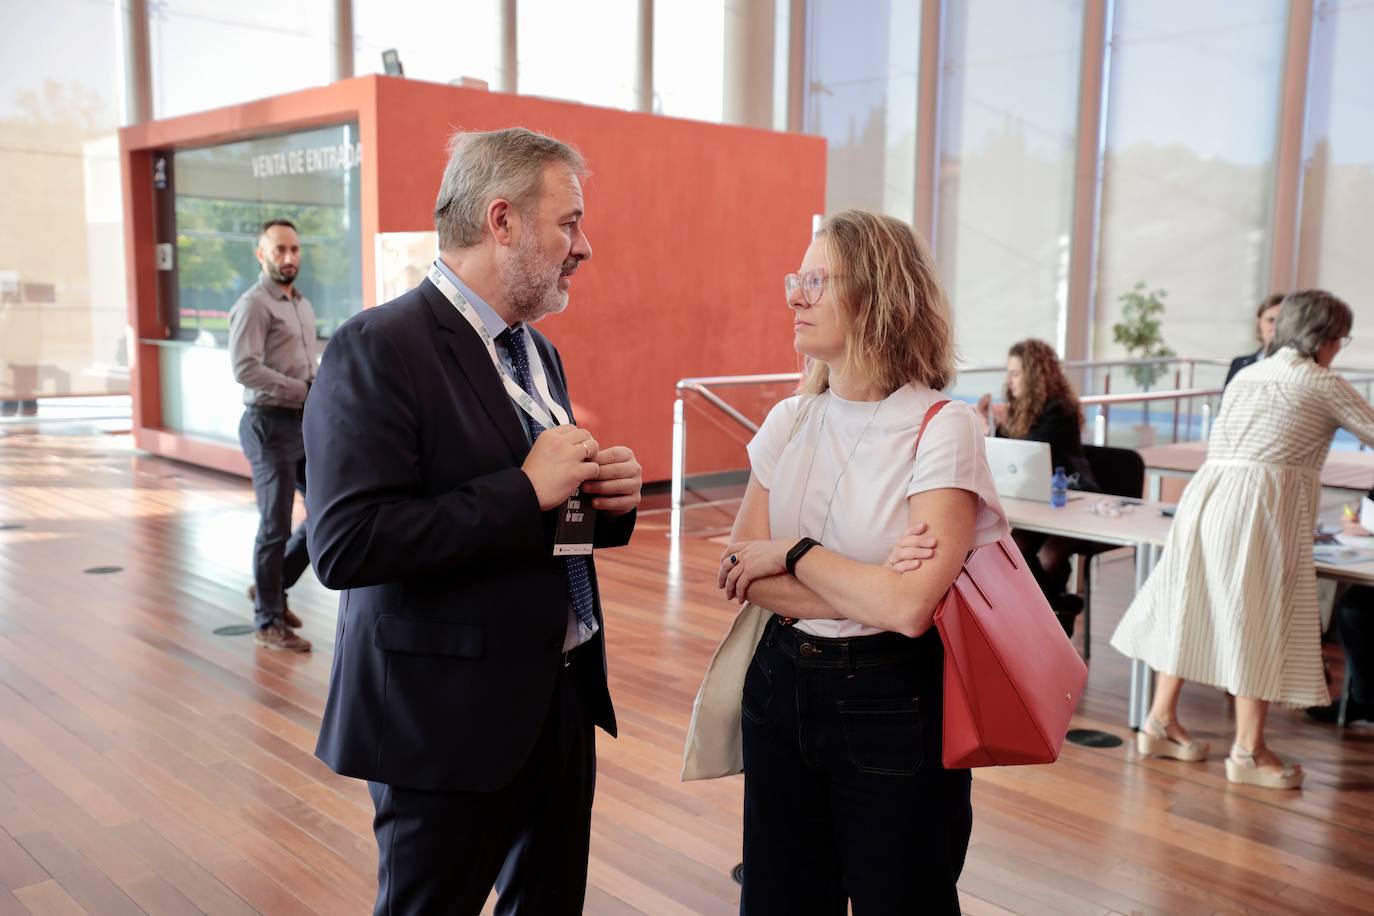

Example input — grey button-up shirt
[227,273,318,408]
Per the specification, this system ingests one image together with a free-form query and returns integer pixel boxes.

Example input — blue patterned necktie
[497,328,598,632]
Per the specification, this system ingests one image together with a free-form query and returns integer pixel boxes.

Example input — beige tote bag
[681,600,773,781]
[681,397,814,782]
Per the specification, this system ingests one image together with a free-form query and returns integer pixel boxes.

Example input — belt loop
[764,615,778,649]
[842,641,855,679]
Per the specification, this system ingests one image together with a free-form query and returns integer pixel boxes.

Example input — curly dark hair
[1002,338,1082,439]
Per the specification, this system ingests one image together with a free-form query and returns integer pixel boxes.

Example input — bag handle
[914,399,952,457]
[912,399,988,577]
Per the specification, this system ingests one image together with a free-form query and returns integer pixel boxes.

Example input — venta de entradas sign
[252,142,363,179]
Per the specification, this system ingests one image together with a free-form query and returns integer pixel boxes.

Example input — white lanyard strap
[427,262,570,431]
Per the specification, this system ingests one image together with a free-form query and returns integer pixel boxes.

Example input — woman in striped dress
[1111,291,1374,789]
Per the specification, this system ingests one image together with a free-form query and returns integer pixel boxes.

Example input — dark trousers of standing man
[238,406,310,630]
[367,649,596,916]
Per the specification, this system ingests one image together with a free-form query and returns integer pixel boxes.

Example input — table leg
[1147,470,1162,503]
[1127,541,1158,729]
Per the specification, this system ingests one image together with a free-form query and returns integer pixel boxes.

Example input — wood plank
[1,429,1372,914]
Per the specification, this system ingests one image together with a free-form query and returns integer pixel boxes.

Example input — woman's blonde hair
[800,210,955,395]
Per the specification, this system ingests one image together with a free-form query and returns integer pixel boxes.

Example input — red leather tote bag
[917,401,1088,768]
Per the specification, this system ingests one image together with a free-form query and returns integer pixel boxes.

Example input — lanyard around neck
[427,262,570,431]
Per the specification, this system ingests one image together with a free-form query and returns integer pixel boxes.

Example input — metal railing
[669,357,1374,538]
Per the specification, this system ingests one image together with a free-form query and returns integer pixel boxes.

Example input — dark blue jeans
[740,617,971,916]
[238,408,309,630]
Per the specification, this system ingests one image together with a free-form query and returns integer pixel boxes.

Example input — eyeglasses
[784,269,841,306]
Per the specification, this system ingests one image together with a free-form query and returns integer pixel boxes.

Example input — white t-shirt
[746,384,1009,638]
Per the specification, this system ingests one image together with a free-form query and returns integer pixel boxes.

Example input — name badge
[553,488,596,556]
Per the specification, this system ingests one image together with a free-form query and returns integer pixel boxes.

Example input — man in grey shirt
[228,219,316,652]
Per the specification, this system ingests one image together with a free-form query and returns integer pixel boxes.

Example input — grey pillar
[118,0,153,125]
[500,0,518,93]
[723,0,775,128]
[637,0,654,112]
[332,0,354,81]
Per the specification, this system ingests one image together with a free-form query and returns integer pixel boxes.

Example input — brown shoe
[247,585,304,629]
[254,622,311,653]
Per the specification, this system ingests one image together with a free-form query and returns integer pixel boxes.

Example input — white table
[1001,496,1374,728]
[1139,441,1374,501]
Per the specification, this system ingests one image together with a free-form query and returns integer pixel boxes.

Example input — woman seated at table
[1112,291,1374,787]
[1307,498,1374,725]
[976,338,1099,635]
[1224,293,1283,387]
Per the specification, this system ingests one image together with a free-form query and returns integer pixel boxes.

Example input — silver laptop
[984,437,1082,503]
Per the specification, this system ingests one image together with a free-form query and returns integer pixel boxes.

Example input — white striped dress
[1110,348,1374,707]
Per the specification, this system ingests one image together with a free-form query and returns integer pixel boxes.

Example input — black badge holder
[553,489,597,555]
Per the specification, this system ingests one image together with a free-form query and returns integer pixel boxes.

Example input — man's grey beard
[503,231,568,324]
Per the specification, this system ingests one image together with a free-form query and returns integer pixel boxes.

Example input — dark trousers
[238,408,309,629]
[368,652,596,916]
[1338,586,1373,703]
[740,617,972,916]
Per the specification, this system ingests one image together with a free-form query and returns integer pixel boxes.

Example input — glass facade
[1298,0,1374,368]
[4,0,1374,425]
[654,0,726,121]
[151,123,364,443]
[805,0,920,222]
[0,0,126,408]
[354,0,500,88]
[937,0,1084,371]
[518,0,640,110]
[170,123,364,342]
[1093,1,1289,376]
[150,0,334,118]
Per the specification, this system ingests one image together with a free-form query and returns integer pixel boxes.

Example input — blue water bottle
[1050,466,1069,508]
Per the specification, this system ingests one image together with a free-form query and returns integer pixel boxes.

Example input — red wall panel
[121,76,826,482]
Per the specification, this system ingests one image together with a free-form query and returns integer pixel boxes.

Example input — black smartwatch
[785,537,821,576]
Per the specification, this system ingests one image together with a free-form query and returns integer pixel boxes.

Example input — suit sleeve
[540,337,637,549]
[304,319,548,590]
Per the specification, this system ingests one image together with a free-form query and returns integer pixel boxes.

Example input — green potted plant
[1111,282,1175,445]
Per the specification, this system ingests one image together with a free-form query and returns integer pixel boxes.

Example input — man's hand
[521,425,600,510]
[884,521,938,573]
[582,446,642,515]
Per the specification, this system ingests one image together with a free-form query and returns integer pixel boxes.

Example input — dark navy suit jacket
[304,279,634,793]
[1225,348,1263,387]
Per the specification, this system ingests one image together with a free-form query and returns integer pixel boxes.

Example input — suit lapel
[420,281,530,462]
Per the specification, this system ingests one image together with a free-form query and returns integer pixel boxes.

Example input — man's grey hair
[433,127,587,250]
[1270,290,1353,359]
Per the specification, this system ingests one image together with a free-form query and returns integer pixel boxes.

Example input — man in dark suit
[304,127,641,915]
[1224,293,1284,386]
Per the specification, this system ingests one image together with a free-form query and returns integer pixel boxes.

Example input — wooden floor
[0,426,1372,915]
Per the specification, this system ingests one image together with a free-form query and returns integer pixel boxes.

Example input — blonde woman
[1112,291,1374,788]
[717,210,1007,913]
